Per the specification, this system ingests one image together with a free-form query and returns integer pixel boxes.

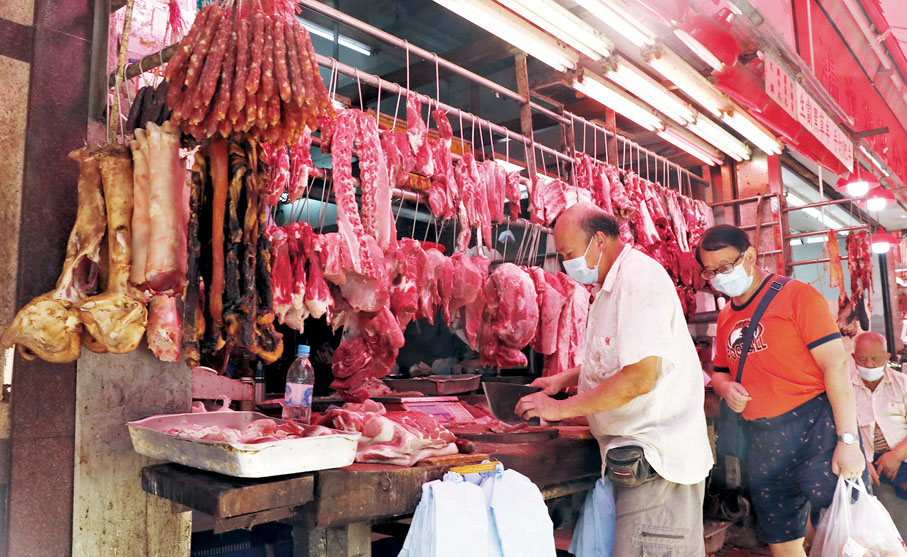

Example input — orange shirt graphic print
[727,319,768,363]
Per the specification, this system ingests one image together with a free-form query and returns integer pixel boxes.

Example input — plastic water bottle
[282,345,314,424]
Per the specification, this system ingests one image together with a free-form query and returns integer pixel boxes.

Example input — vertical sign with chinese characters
[763,53,853,171]
[764,54,798,118]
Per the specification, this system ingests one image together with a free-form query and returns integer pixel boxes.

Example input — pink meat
[283,222,313,331]
[575,153,594,195]
[445,253,483,323]
[318,407,457,466]
[303,243,333,319]
[625,172,660,247]
[331,307,406,402]
[268,226,293,322]
[481,160,506,225]
[355,111,396,253]
[505,171,522,221]
[390,238,427,328]
[591,164,612,215]
[287,135,315,203]
[331,110,373,276]
[529,267,568,356]
[380,129,412,187]
[261,142,290,206]
[607,165,635,218]
[461,256,490,350]
[338,235,391,313]
[147,295,181,362]
[406,93,428,155]
[139,121,189,293]
[535,178,593,226]
[543,274,590,377]
[478,263,539,368]
[416,248,453,325]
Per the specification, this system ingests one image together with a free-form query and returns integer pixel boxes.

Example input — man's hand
[515,392,565,422]
[716,380,752,413]
[529,374,566,396]
[867,460,881,486]
[875,450,902,482]
[832,443,866,480]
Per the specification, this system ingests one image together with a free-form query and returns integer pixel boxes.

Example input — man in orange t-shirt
[699,224,865,557]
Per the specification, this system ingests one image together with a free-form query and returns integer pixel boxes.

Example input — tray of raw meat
[127,411,360,478]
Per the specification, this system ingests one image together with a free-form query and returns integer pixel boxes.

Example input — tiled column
[1,0,94,555]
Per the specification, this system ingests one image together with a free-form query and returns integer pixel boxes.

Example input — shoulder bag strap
[733,276,791,383]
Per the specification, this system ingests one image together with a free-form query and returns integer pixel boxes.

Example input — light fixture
[644,47,729,117]
[494,0,613,60]
[805,235,826,244]
[835,166,880,197]
[721,110,783,155]
[863,186,896,212]
[432,0,579,71]
[859,144,891,178]
[602,56,694,125]
[871,230,897,254]
[574,0,657,48]
[673,9,739,72]
[686,114,751,161]
[299,18,374,56]
[657,127,723,165]
[572,71,664,131]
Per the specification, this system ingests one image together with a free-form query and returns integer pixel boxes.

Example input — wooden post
[515,53,536,180]
[294,522,372,557]
[605,108,618,168]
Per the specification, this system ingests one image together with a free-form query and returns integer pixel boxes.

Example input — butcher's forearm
[559,357,658,418]
[891,435,907,462]
[558,367,581,390]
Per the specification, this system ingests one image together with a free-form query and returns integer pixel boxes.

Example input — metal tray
[382,374,481,395]
[127,412,360,478]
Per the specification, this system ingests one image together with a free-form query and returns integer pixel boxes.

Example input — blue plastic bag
[482,466,556,557]
[569,477,615,557]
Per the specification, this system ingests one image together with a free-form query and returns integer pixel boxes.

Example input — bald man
[851,331,907,536]
[515,202,712,556]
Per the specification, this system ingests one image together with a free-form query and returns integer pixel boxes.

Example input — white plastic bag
[398,472,489,557]
[482,468,556,557]
[809,476,907,557]
[569,477,615,557]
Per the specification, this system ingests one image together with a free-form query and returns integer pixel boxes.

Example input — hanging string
[375,76,382,127]
[356,69,364,112]
[435,53,441,104]
[391,89,403,130]
[582,120,588,154]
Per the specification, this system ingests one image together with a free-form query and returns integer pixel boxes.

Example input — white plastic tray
[127,411,360,478]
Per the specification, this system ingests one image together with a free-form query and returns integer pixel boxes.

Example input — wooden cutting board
[451,426,559,444]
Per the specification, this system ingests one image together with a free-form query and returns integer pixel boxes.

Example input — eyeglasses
[700,252,744,280]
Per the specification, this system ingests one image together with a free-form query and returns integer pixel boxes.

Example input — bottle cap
[297,345,310,357]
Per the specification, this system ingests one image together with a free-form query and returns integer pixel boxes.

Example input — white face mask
[856,364,886,382]
[709,258,753,297]
[562,236,602,285]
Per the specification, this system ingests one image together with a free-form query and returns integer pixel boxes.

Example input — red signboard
[794,0,907,183]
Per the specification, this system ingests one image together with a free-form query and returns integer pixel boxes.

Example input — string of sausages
[165,2,335,146]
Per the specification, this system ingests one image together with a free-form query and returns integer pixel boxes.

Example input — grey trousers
[612,477,706,556]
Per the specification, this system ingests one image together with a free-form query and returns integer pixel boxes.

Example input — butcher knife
[483,382,541,425]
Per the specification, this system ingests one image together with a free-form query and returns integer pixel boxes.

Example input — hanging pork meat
[75,145,148,354]
[0,146,106,362]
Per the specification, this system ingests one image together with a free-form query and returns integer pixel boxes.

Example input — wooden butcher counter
[141,426,601,557]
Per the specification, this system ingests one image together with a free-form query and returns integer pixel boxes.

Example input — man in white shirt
[516,202,713,556]
[851,331,907,536]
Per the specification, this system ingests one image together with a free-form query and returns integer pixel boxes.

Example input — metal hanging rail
[786,225,868,240]
[708,194,778,207]
[105,1,712,188]
[297,0,708,187]
[781,197,854,212]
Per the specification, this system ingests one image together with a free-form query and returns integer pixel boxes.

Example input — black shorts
[746,394,869,544]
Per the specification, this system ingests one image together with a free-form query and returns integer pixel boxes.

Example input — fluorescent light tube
[432,0,579,71]
[657,128,723,165]
[573,71,664,131]
[574,0,657,48]
[299,18,374,56]
[602,56,694,125]
[686,115,751,161]
[805,235,826,244]
[859,144,890,177]
[645,47,729,117]
[721,110,783,155]
[495,0,613,60]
